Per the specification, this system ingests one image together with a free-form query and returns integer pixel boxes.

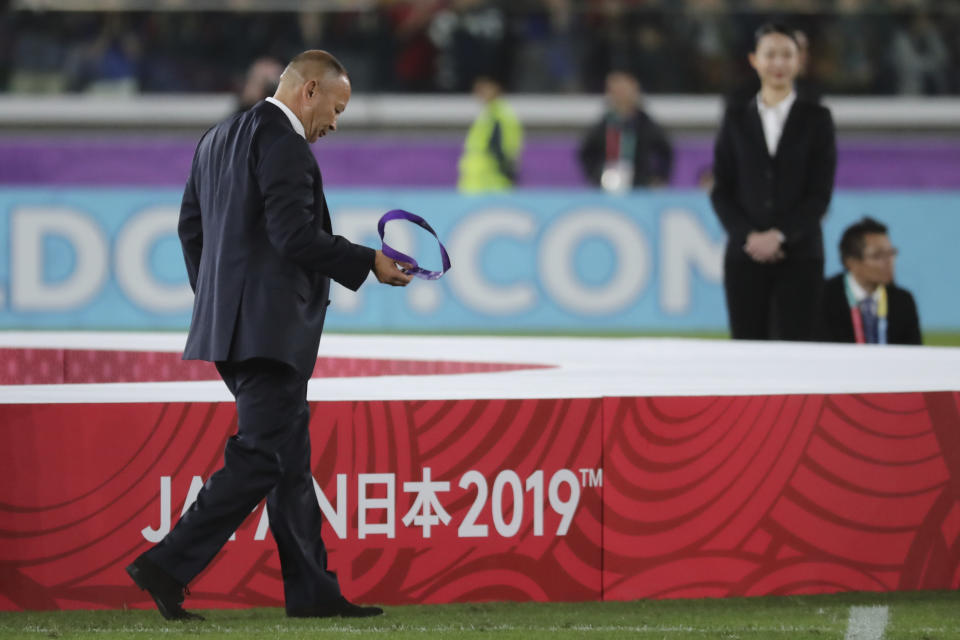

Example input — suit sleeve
[178,159,203,293]
[901,289,923,345]
[779,107,837,246]
[816,278,847,343]
[710,109,752,243]
[650,122,673,184]
[256,133,375,291]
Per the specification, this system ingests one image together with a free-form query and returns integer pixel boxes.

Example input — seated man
[819,217,922,345]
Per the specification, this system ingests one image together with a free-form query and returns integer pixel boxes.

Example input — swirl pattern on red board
[602,393,960,600]
[1,397,603,610]
[2,391,958,610]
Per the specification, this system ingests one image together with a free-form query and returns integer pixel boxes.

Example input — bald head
[278,49,348,91]
[274,50,352,143]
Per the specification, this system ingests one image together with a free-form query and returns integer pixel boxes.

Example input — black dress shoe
[287,596,383,618]
[126,555,204,621]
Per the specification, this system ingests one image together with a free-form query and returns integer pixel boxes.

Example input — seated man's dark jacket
[818,273,922,345]
[178,100,375,377]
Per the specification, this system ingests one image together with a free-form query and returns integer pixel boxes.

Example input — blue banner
[0,188,955,331]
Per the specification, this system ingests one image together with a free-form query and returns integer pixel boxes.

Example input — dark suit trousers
[724,257,824,341]
[145,358,340,610]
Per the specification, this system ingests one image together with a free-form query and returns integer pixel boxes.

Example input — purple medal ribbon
[378,209,451,280]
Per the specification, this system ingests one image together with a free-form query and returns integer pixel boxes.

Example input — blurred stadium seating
[0,0,958,335]
[3,0,960,96]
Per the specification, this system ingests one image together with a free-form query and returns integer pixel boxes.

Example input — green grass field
[2,591,959,639]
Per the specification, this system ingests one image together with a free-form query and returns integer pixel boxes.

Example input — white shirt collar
[756,90,796,117]
[756,90,796,155]
[265,97,306,140]
[846,272,881,303]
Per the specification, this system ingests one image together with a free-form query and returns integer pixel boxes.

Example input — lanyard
[844,276,887,344]
[378,210,451,280]
[604,116,636,165]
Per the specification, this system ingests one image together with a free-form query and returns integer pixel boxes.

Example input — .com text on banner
[0,189,956,331]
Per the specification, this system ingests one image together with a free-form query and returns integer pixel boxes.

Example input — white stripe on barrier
[0,332,959,404]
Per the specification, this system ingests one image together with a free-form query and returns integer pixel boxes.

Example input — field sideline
[330,329,960,347]
[7,328,960,347]
[2,592,959,640]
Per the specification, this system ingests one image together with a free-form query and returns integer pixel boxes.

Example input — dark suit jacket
[710,97,836,262]
[726,77,822,108]
[178,100,376,376]
[818,274,922,345]
[578,110,673,187]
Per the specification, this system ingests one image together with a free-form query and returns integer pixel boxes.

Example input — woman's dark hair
[754,22,799,50]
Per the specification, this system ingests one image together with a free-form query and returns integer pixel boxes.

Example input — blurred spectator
[675,0,740,93]
[511,0,580,92]
[946,1,960,92]
[429,0,508,92]
[137,14,187,92]
[379,1,443,92]
[579,0,638,93]
[819,217,922,345]
[890,9,949,94]
[0,3,11,91]
[458,76,523,193]
[64,13,141,94]
[636,15,681,92]
[8,12,70,93]
[2,4,960,95]
[578,70,673,192]
[814,0,877,94]
[314,10,382,92]
[236,57,283,112]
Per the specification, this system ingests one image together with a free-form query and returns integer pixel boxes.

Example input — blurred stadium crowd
[2,0,959,97]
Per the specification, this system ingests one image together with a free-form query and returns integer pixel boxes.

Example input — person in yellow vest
[458,76,523,193]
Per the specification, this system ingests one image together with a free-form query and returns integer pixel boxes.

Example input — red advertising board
[1,398,604,610]
[2,390,959,610]
[602,393,960,599]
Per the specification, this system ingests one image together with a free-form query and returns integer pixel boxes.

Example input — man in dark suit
[819,217,922,345]
[578,70,673,192]
[126,50,412,621]
[711,23,836,341]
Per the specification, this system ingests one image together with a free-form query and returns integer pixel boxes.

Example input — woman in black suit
[710,23,836,340]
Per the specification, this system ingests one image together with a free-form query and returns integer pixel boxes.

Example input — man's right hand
[373,250,414,286]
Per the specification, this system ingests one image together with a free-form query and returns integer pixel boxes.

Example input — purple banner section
[2,136,959,189]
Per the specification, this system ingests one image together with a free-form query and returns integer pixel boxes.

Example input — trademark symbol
[578,468,603,488]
